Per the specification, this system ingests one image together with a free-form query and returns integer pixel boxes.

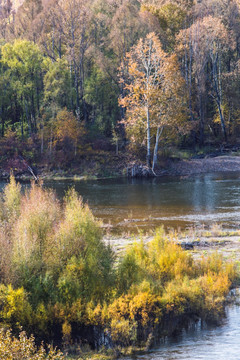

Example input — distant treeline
[1,0,240,168]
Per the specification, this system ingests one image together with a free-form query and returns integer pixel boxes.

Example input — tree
[52,108,84,163]
[43,57,71,109]
[58,0,92,120]
[120,32,188,171]
[0,0,13,39]
[1,39,44,136]
[13,0,43,42]
[178,16,234,142]
[141,1,190,51]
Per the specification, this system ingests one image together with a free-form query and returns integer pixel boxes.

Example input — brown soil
[2,154,240,181]
[166,156,240,176]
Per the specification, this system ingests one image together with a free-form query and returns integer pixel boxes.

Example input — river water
[126,304,240,360]
[1,172,240,233]
[42,171,240,233]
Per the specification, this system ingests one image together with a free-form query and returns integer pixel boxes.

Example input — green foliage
[3,175,21,220]
[1,39,44,135]
[55,188,103,263]
[84,67,119,136]
[56,189,115,303]
[142,3,187,50]
[44,58,72,109]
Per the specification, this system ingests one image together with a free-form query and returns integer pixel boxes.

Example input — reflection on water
[42,172,240,232]
[126,305,240,360]
[1,171,240,232]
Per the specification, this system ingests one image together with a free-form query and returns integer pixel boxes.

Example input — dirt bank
[1,154,240,181]
[165,155,240,176]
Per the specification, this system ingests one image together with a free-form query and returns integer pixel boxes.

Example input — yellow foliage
[110,318,137,346]
[0,285,32,329]
[3,174,21,220]
[62,320,72,345]
[0,328,64,359]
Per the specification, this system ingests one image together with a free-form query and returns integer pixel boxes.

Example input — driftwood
[18,156,39,181]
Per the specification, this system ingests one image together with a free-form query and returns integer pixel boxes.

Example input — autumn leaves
[119,33,188,171]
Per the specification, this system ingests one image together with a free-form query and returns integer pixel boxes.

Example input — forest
[1,0,240,358]
[1,0,240,175]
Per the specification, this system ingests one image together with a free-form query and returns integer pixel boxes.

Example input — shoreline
[2,154,240,182]
[164,155,240,177]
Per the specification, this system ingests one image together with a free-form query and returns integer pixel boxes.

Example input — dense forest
[1,0,240,174]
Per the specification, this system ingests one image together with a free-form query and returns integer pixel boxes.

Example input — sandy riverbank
[165,155,240,176]
[1,154,240,181]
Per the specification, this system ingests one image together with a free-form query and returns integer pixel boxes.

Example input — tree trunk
[212,53,227,142]
[152,126,163,173]
[217,101,227,142]
[146,105,151,168]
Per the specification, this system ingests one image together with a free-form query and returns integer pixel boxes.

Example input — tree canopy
[1,0,240,170]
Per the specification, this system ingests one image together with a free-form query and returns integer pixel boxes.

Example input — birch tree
[119,32,188,171]
[179,16,233,142]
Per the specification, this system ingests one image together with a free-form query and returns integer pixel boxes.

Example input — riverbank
[164,155,240,177]
[2,154,240,181]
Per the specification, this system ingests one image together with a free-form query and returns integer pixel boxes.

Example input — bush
[3,174,21,220]
[56,189,115,304]
[0,328,64,359]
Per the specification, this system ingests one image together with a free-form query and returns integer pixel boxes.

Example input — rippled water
[2,171,240,233]
[43,171,240,232]
[127,305,240,360]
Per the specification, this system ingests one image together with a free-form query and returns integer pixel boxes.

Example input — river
[43,171,240,233]
[126,304,240,360]
[1,172,240,233]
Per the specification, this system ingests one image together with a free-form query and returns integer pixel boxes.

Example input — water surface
[126,304,240,360]
[2,171,240,233]
[42,172,240,233]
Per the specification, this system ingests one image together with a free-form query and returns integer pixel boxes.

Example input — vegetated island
[0,175,238,360]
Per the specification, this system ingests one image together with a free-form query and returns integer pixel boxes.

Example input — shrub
[110,318,137,347]
[3,175,21,220]
[0,179,237,351]
[0,285,32,331]
[56,189,115,303]
[11,184,60,303]
[0,328,64,359]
